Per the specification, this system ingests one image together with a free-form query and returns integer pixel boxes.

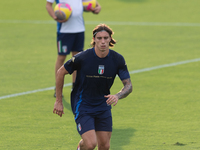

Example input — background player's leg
[71,51,79,88]
[54,55,66,97]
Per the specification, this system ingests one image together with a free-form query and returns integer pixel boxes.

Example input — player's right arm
[46,2,57,20]
[46,1,67,23]
[53,65,69,117]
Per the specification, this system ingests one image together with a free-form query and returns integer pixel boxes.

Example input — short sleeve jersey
[64,48,130,118]
[47,0,85,33]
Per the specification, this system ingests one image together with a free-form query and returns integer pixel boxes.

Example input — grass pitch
[0,0,200,149]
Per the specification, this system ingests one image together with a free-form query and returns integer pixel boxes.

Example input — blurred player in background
[53,24,133,150]
[46,0,101,97]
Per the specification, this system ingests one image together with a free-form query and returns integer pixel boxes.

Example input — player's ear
[109,36,112,42]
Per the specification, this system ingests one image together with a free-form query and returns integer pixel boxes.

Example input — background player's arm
[46,2,57,20]
[46,1,67,23]
[92,1,101,14]
[53,66,69,117]
[84,1,101,14]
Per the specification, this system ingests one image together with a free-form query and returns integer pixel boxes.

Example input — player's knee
[84,142,97,150]
[81,140,97,150]
[98,142,110,150]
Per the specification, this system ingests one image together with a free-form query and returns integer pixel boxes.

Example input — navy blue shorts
[75,109,112,135]
[56,32,84,55]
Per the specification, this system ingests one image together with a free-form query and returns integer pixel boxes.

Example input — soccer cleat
[77,139,82,150]
[54,92,56,98]
[77,145,80,150]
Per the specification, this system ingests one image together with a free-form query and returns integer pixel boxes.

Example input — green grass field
[0,0,200,149]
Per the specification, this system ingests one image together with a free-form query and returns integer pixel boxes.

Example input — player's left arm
[105,78,132,106]
[92,1,101,14]
[116,78,132,99]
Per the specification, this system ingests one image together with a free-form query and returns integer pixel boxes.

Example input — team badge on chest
[98,65,104,75]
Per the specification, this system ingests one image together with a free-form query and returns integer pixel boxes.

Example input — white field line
[0,83,71,100]
[0,58,200,100]
[129,58,200,74]
[1,20,200,27]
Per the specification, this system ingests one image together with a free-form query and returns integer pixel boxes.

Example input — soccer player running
[53,24,132,150]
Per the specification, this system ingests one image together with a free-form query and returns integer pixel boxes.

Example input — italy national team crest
[78,123,82,131]
[62,45,67,53]
[98,65,104,75]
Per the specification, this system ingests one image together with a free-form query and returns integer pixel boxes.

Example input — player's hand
[85,2,101,14]
[105,95,119,106]
[92,4,101,14]
[56,19,68,23]
[53,100,64,117]
[54,16,67,23]
[85,3,94,11]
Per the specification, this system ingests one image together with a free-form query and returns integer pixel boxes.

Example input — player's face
[94,31,111,53]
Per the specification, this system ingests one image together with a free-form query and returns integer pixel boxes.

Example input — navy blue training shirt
[64,48,130,119]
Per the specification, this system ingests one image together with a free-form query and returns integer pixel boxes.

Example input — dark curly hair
[90,24,116,47]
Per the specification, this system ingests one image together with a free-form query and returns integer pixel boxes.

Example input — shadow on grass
[62,97,72,112]
[117,0,147,3]
[111,128,136,149]
[62,97,135,149]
